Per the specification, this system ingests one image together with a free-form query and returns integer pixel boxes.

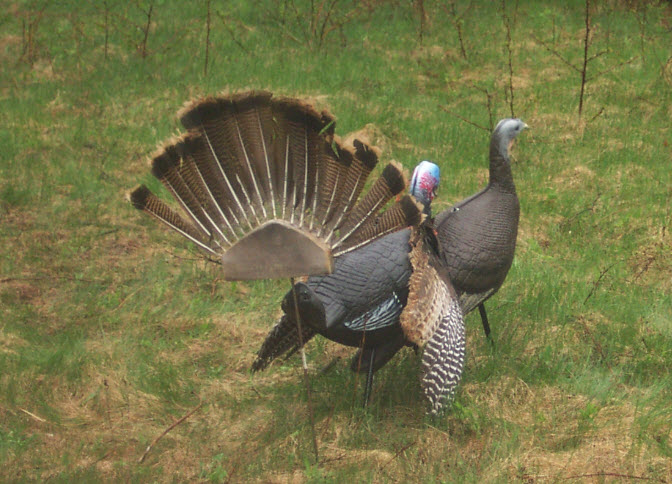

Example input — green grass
[1,0,671,481]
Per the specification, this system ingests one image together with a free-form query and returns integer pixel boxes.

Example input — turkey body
[303,228,412,348]
[435,183,519,314]
[434,119,524,318]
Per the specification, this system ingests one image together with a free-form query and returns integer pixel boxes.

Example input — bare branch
[583,261,616,305]
[204,0,211,76]
[586,56,638,82]
[531,33,580,73]
[439,105,490,131]
[138,398,203,464]
[588,49,608,62]
[501,0,516,117]
[578,0,591,117]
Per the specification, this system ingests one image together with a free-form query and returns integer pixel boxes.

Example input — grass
[1,0,671,481]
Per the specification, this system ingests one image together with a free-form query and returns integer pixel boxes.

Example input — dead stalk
[104,0,110,60]
[439,106,490,132]
[139,2,153,58]
[19,408,47,423]
[578,0,591,118]
[416,0,427,44]
[443,0,472,59]
[501,0,516,117]
[204,0,211,76]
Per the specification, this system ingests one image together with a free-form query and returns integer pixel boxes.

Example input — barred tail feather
[129,185,218,256]
[421,299,466,415]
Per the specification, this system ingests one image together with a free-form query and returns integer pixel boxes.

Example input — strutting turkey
[129,90,464,414]
[435,118,528,338]
[253,119,528,410]
[254,162,468,414]
[129,90,425,281]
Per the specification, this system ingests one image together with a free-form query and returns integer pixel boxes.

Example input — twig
[559,191,601,230]
[103,0,110,60]
[416,0,427,44]
[379,440,416,471]
[470,83,496,129]
[531,33,581,72]
[19,408,47,423]
[110,286,143,312]
[563,472,665,482]
[588,107,604,123]
[587,56,638,82]
[501,0,516,117]
[629,246,660,284]
[576,315,607,363]
[138,399,203,463]
[139,1,153,58]
[442,0,473,59]
[204,0,211,76]
[214,10,250,54]
[317,0,340,50]
[439,106,489,131]
[583,261,616,305]
[578,0,591,118]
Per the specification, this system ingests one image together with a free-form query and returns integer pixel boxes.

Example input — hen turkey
[435,118,528,337]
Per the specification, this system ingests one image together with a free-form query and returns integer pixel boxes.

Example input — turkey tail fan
[129,90,424,281]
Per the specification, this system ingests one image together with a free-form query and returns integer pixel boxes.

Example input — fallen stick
[138,400,203,464]
[19,408,47,423]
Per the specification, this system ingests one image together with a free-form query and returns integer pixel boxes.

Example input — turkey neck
[488,134,517,194]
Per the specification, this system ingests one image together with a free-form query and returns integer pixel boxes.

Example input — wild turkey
[129,90,425,281]
[435,118,528,338]
[129,91,463,413]
[254,162,468,414]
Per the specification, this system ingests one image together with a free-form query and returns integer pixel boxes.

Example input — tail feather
[401,226,466,414]
[315,142,352,237]
[129,185,217,256]
[252,314,316,372]
[324,141,378,243]
[150,142,211,238]
[335,161,407,246]
[181,93,267,228]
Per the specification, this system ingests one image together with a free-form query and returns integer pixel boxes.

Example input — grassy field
[1,0,671,481]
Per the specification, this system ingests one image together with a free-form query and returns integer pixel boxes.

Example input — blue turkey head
[410,160,440,214]
[494,118,528,156]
